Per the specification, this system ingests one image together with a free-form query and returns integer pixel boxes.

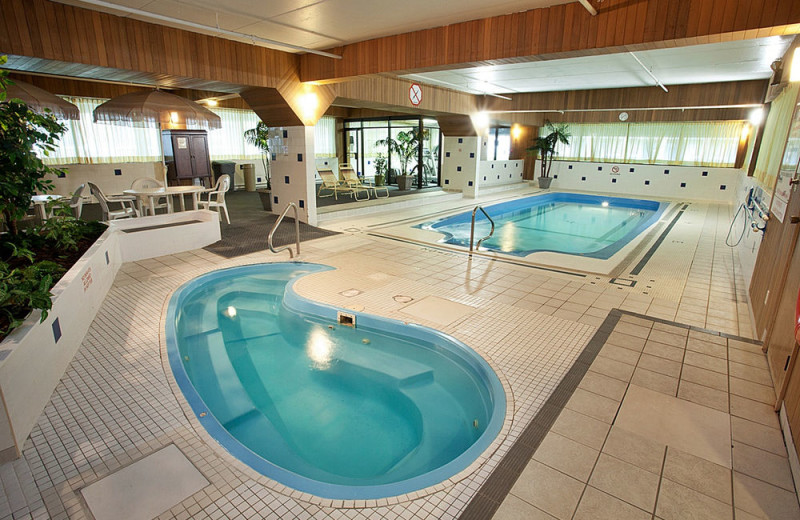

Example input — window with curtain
[44,96,161,164]
[314,116,337,157]
[486,127,511,160]
[753,83,800,190]
[43,97,267,164]
[547,121,744,167]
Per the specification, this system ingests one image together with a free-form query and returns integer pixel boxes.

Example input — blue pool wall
[418,192,669,259]
[165,262,507,500]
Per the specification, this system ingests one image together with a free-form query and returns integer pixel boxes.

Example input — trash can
[241,163,256,192]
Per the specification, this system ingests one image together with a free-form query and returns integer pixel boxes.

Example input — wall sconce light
[205,99,218,107]
[169,111,179,123]
[511,125,523,140]
[299,92,319,122]
[741,124,750,141]
[748,107,764,126]
[472,111,490,130]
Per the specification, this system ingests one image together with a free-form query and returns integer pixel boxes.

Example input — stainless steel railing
[268,202,300,258]
[469,205,495,255]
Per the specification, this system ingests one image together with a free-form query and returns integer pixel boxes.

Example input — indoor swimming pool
[419,192,668,259]
[165,263,505,499]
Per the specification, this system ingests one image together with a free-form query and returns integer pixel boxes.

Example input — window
[548,121,744,167]
[314,116,336,157]
[486,127,511,160]
[44,97,267,164]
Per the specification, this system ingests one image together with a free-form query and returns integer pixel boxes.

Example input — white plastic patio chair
[130,177,171,215]
[69,184,86,218]
[88,182,139,221]
[199,174,231,224]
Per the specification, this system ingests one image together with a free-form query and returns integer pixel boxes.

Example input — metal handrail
[469,205,495,254]
[268,202,300,258]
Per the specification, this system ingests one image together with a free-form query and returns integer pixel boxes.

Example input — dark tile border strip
[459,309,623,520]
[459,308,761,519]
[629,203,689,275]
[367,233,587,278]
[120,220,204,233]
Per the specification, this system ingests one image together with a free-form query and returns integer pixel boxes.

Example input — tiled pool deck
[0,193,797,519]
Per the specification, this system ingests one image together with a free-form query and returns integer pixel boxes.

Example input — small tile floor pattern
[0,200,794,519]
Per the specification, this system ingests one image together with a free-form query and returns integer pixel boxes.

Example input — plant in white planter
[376,128,429,190]
[527,121,571,189]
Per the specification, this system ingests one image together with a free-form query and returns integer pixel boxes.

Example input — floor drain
[340,289,362,297]
[394,295,413,303]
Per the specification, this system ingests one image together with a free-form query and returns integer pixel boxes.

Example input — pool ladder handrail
[268,202,301,258]
[469,205,495,255]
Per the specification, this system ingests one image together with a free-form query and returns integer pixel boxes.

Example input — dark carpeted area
[203,191,339,258]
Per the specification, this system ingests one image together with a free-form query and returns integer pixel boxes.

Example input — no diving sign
[409,83,422,106]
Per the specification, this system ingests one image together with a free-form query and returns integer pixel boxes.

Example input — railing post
[268,202,301,258]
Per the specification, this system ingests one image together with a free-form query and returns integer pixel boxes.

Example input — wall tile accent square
[483,176,486,181]
[458,138,463,143]
[680,182,686,187]
[630,167,635,172]
[444,179,449,184]
[469,152,475,158]
[664,169,670,174]
[554,175,558,179]
[273,195,278,204]
[257,177,262,182]
[581,176,586,181]
[468,181,473,186]
[446,152,450,157]
[271,153,277,161]
[57,171,66,178]
[568,165,573,169]
[612,178,617,183]
[457,166,462,172]
[720,185,726,190]
[52,318,61,343]
[284,176,290,184]
[702,171,708,176]
[597,166,602,171]
[114,169,122,176]
[297,153,303,162]
[645,180,650,185]
[282,129,288,138]
[299,199,304,208]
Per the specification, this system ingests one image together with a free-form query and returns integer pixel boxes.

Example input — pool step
[334,343,434,387]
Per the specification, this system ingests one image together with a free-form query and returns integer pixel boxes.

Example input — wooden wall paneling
[300,0,800,82]
[435,115,477,136]
[783,359,800,455]
[240,87,303,128]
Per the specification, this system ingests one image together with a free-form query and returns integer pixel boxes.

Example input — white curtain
[208,107,262,160]
[45,96,161,164]
[314,116,336,157]
[550,121,744,167]
[43,97,266,164]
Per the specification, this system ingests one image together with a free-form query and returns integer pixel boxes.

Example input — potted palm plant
[527,121,571,189]
[373,153,387,186]
[244,122,272,210]
[376,128,428,191]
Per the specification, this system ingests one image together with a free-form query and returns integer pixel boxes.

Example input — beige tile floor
[495,315,800,520]
[0,195,794,520]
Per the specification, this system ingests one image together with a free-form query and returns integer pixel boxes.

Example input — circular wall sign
[619,111,629,121]
[409,83,423,106]
[611,165,620,174]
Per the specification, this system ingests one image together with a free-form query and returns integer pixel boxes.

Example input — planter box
[0,210,221,462]
[0,228,121,462]
[397,175,414,191]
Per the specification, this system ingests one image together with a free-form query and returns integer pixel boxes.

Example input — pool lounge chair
[340,164,389,199]
[317,169,369,201]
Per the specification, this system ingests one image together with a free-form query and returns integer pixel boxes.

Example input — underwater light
[601,201,609,207]
[225,306,237,318]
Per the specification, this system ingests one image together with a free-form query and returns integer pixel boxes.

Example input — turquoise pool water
[165,263,505,499]
[419,193,668,258]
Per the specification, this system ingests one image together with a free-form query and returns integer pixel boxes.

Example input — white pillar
[269,126,318,226]
[441,136,481,198]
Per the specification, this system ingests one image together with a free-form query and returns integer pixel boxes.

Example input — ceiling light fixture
[472,111,490,129]
[748,107,765,125]
[76,0,342,59]
[577,0,598,16]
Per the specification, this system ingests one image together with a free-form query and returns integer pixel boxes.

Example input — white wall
[48,162,163,196]
[269,126,318,226]
[441,136,481,197]
[542,160,740,203]
[478,160,525,188]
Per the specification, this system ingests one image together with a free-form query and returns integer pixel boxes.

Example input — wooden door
[756,101,800,397]
[172,134,194,179]
[190,134,210,178]
[750,95,800,339]
[784,356,800,456]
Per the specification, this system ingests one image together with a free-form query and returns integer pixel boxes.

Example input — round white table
[122,186,206,216]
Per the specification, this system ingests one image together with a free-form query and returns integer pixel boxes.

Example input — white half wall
[478,160,525,188]
[269,126,318,226]
[441,136,480,197]
[542,160,740,203]
[47,162,163,196]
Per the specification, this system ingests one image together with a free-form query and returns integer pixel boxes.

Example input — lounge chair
[88,182,139,221]
[340,164,389,199]
[199,174,231,224]
[317,169,369,201]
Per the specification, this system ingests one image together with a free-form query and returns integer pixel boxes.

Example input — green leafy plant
[0,260,64,336]
[527,120,571,179]
[244,121,271,190]
[0,55,68,235]
[375,128,430,178]
[373,153,387,186]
